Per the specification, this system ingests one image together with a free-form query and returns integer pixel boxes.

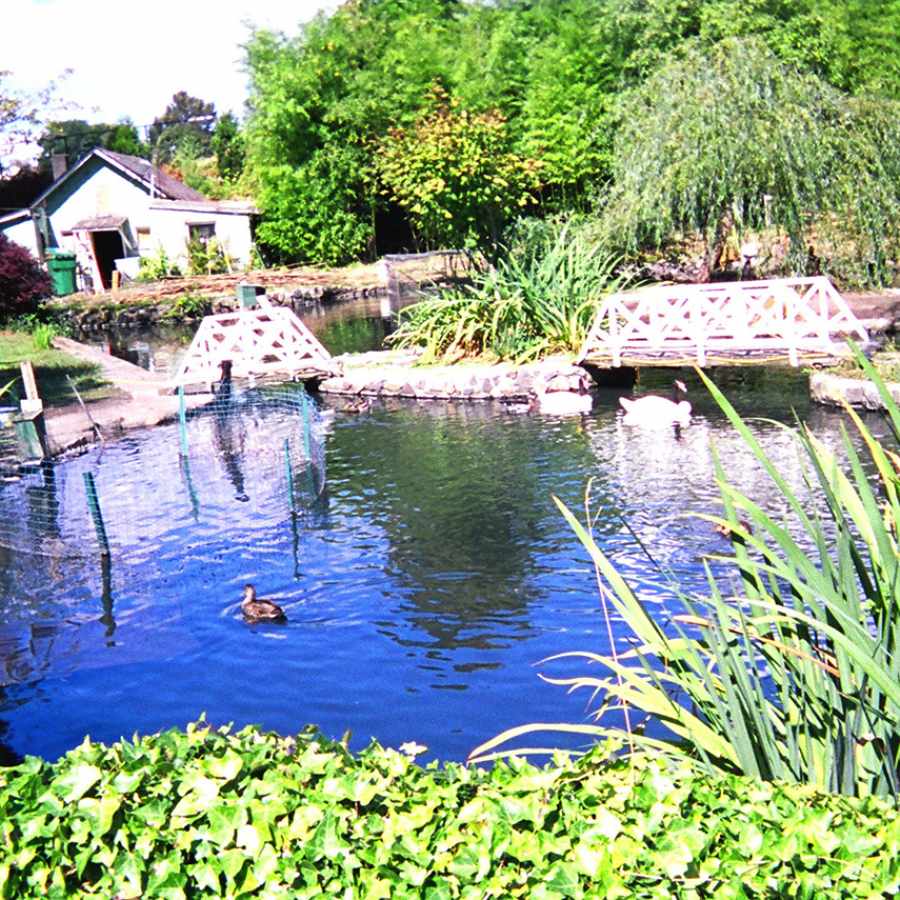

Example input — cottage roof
[99,150,206,202]
[19,148,206,213]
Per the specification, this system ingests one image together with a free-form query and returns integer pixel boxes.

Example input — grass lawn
[0,331,115,407]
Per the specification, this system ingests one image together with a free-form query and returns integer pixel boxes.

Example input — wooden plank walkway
[578,277,869,368]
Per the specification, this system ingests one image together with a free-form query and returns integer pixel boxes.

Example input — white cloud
[3,0,336,132]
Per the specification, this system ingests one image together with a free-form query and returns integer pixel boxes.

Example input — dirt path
[43,337,212,454]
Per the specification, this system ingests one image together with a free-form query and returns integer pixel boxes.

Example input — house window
[188,223,216,246]
[136,226,152,251]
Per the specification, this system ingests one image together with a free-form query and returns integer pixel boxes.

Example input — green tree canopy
[149,91,216,164]
[377,88,540,250]
[242,0,900,271]
[37,119,147,169]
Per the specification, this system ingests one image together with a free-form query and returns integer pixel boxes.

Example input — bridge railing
[578,276,869,367]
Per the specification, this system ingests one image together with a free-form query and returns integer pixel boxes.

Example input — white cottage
[0,149,258,292]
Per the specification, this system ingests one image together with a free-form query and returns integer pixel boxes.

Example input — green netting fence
[0,384,329,561]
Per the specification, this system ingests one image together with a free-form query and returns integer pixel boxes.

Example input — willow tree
[602,36,900,286]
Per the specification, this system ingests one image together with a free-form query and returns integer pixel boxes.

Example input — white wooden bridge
[172,295,339,389]
[578,277,869,368]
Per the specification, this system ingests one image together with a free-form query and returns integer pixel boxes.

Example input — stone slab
[809,370,900,411]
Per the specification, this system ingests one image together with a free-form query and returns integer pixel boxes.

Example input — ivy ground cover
[2,722,899,898]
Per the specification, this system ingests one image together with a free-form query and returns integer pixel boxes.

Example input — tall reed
[472,347,900,798]
[389,218,628,363]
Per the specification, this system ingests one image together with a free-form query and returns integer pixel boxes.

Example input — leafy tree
[244,1,456,262]
[516,1,618,202]
[253,144,374,265]
[377,88,540,250]
[211,112,244,181]
[0,70,70,171]
[149,91,216,163]
[0,234,51,316]
[37,119,148,169]
[601,36,900,285]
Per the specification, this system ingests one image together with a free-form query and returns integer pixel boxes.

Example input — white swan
[533,389,593,415]
[619,380,691,427]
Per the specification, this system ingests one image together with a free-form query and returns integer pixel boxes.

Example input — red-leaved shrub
[0,234,52,317]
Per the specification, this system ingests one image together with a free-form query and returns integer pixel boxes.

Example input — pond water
[0,358,879,766]
[0,293,886,765]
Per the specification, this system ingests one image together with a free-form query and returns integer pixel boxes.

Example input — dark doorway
[91,230,125,290]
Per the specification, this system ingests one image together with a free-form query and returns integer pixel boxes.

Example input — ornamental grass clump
[388,218,628,363]
[473,346,900,799]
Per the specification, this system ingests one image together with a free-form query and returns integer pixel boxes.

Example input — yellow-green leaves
[5,723,900,896]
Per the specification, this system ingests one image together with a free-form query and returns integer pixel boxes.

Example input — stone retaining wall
[318,351,593,403]
[55,285,390,335]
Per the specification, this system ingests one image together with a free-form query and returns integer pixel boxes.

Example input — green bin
[236,282,264,308]
[46,251,77,296]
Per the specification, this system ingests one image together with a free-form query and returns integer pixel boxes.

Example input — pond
[0,295,883,766]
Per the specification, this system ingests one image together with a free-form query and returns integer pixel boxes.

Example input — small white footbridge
[171,293,338,390]
[578,276,869,368]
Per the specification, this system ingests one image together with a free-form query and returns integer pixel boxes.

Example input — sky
[3,0,338,156]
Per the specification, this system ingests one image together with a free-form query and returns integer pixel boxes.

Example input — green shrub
[30,322,58,350]
[137,247,181,282]
[160,291,213,321]
[3,721,900,897]
[389,218,628,363]
[186,238,230,276]
[476,346,900,798]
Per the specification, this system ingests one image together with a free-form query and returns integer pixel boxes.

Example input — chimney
[51,153,68,181]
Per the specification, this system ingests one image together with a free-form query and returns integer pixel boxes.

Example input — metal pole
[284,438,296,517]
[83,471,110,556]
[178,386,189,457]
[300,391,317,495]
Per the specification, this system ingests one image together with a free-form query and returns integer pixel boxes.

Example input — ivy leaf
[52,764,101,802]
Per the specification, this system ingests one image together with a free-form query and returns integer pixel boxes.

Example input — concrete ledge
[809,370,900,410]
[53,336,170,398]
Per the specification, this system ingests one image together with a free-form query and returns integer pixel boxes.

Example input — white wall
[147,202,256,271]
[0,215,40,258]
[47,163,148,249]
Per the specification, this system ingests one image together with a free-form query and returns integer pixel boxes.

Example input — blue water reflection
[0,367,885,763]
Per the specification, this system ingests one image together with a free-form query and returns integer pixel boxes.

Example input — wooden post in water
[178,386,189,458]
[83,471,110,557]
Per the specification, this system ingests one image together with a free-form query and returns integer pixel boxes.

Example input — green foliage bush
[137,247,181,282]
[377,87,540,251]
[390,218,628,363]
[3,721,900,898]
[186,238,229,277]
[252,148,373,266]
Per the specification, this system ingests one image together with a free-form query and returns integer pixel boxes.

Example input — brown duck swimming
[241,584,287,622]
